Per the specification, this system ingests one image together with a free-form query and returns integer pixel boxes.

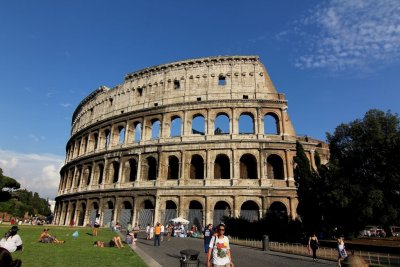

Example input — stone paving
[131,234,337,267]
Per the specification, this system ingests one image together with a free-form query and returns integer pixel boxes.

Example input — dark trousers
[154,234,161,246]
[312,247,317,259]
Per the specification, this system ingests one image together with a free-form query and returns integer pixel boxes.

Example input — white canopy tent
[169,217,189,224]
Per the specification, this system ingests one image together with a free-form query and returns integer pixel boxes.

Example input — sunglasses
[218,228,225,231]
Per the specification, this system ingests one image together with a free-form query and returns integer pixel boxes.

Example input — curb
[129,243,163,267]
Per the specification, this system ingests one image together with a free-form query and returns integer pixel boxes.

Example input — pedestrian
[337,236,347,267]
[150,225,154,240]
[154,223,161,246]
[160,223,165,241]
[308,233,319,262]
[207,224,234,267]
[93,216,100,237]
[203,224,214,253]
[133,223,140,239]
[167,224,173,241]
[146,224,150,240]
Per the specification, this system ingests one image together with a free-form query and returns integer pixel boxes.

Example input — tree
[0,168,20,201]
[326,109,400,235]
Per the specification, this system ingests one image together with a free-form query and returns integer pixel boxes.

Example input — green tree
[326,109,400,235]
[0,168,20,201]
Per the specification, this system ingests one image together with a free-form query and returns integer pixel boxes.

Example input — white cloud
[292,0,400,71]
[60,103,71,108]
[0,149,64,199]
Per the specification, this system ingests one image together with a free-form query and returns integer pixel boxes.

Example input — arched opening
[110,161,119,183]
[213,201,231,226]
[128,159,137,182]
[267,154,284,180]
[151,119,161,139]
[69,203,76,226]
[118,126,125,144]
[103,201,114,227]
[239,113,254,134]
[162,200,177,225]
[78,203,86,226]
[170,116,182,137]
[134,122,142,142]
[104,129,111,148]
[214,113,230,134]
[138,200,155,229]
[120,201,133,229]
[190,155,204,179]
[192,114,205,135]
[214,154,230,179]
[240,154,258,179]
[143,156,157,181]
[188,201,203,230]
[240,201,260,222]
[97,164,104,185]
[89,202,99,226]
[75,168,82,188]
[167,156,179,180]
[85,166,92,186]
[266,201,289,241]
[93,133,99,150]
[264,113,280,135]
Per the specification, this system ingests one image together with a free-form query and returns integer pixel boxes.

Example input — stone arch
[109,161,120,183]
[142,156,157,181]
[214,154,230,179]
[119,200,133,229]
[127,158,138,182]
[95,163,104,185]
[84,166,92,186]
[151,119,161,139]
[104,128,111,148]
[162,200,178,225]
[103,200,115,227]
[264,112,280,135]
[170,116,182,137]
[188,200,203,229]
[118,125,126,144]
[240,154,258,179]
[213,201,231,226]
[267,154,284,180]
[239,112,254,134]
[137,199,155,228]
[214,113,230,134]
[134,122,142,142]
[89,200,100,226]
[167,155,180,180]
[77,202,87,226]
[192,114,205,135]
[268,201,288,220]
[190,154,204,179]
[75,167,82,188]
[240,200,260,222]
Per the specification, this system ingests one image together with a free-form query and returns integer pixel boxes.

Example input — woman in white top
[207,224,233,267]
[0,226,23,253]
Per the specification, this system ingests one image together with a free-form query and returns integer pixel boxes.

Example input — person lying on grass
[93,236,124,248]
[38,229,65,244]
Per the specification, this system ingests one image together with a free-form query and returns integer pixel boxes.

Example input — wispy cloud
[28,134,45,142]
[60,103,71,108]
[288,0,400,71]
[0,149,64,199]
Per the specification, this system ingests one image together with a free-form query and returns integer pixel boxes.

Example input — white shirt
[209,236,230,265]
[161,225,165,233]
[0,234,23,253]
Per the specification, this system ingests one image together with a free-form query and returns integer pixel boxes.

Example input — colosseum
[54,55,329,229]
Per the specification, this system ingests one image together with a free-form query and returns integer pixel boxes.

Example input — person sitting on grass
[0,247,22,267]
[93,236,124,248]
[0,226,23,253]
[38,229,65,244]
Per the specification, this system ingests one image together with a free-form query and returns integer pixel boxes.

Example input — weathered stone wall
[54,56,329,229]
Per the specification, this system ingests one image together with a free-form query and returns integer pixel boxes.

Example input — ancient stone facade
[54,55,329,229]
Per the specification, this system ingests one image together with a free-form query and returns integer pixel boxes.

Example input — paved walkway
[131,234,337,267]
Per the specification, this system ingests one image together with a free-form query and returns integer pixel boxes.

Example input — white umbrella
[169,217,189,224]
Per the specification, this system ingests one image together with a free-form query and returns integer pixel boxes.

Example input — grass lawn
[0,225,147,267]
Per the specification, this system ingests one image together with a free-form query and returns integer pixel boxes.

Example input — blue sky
[0,0,399,198]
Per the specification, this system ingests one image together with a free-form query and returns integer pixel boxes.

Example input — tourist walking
[133,223,140,239]
[337,236,347,267]
[207,224,233,267]
[160,224,165,241]
[308,233,319,262]
[167,224,173,241]
[203,224,214,253]
[92,216,100,236]
[146,224,150,240]
[154,223,161,246]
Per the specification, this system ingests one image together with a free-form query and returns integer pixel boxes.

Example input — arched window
[167,156,179,180]
[214,154,230,179]
[239,113,254,134]
[128,159,137,182]
[110,161,119,183]
[214,113,230,134]
[118,126,125,144]
[93,133,99,150]
[104,129,111,148]
[264,113,280,135]
[268,202,288,220]
[190,155,204,179]
[134,122,142,142]
[144,156,157,180]
[97,164,104,184]
[188,200,203,229]
[240,201,259,222]
[75,168,82,187]
[192,114,205,135]
[170,116,182,137]
[85,167,92,186]
[267,154,284,179]
[240,154,257,179]
[213,201,231,225]
[151,119,161,139]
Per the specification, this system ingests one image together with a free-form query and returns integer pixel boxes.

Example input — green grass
[0,225,147,267]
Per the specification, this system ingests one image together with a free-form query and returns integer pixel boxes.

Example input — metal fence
[229,237,400,266]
